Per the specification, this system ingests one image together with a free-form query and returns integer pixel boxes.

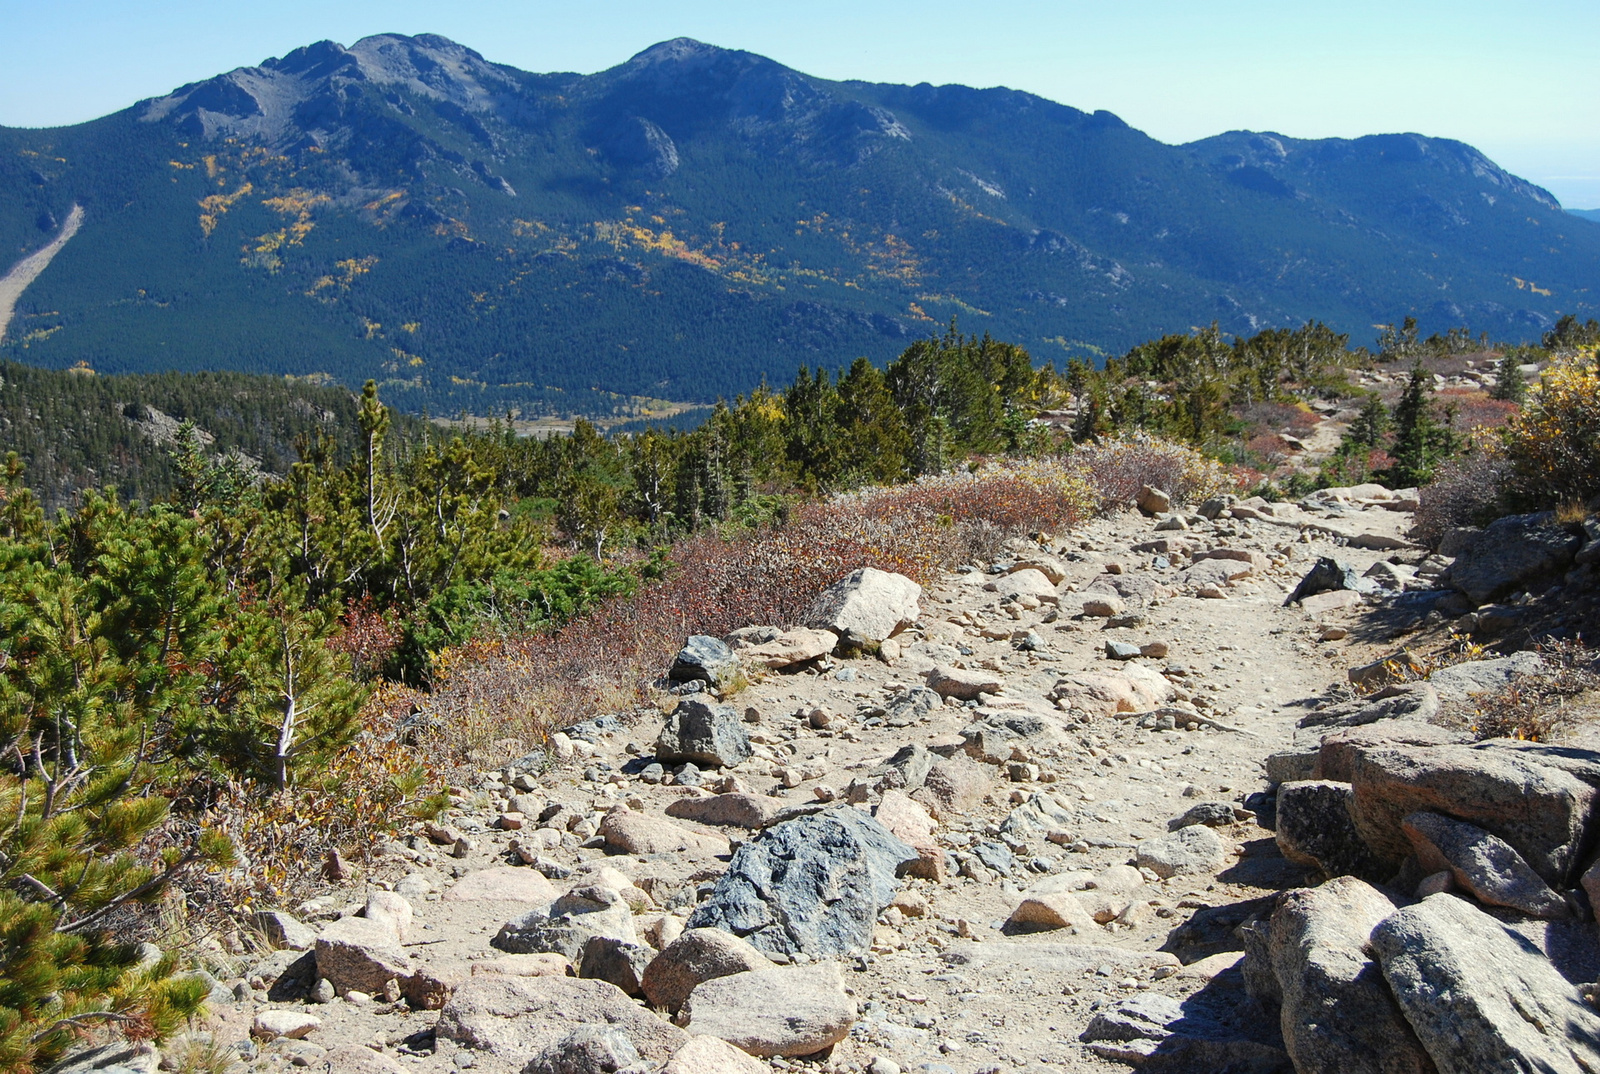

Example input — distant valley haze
[0,2,1595,416]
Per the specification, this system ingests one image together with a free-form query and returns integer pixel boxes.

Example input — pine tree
[1385,361,1456,487]
[1491,352,1528,404]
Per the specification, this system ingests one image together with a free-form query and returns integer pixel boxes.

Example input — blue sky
[3,0,1597,208]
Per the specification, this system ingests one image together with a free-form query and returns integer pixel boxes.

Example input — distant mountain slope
[0,361,420,510]
[1569,208,1600,224]
[2,34,1595,414]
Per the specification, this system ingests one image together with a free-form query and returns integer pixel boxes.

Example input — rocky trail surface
[88,485,1600,1074]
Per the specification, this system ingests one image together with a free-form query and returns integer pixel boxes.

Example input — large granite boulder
[801,567,921,644]
[1267,877,1432,1074]
[1341,740,1596,884]
[1449,511,1582,605]
[1372,893,1600,1072]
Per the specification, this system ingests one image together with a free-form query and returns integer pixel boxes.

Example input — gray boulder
[870,742,934,792]
[670,635,741,692]
[1373,893,1600,1073]
[1285,557,1365,606]
[1449,511,1582,605]
[1168,801,1244,830]
[578,935,656,997]
[1428,652,1545,704]
[1267,877,1432,1074]
[1402,811,1569,918]
[686,806,917,958]
[656,698,751,769]
[1275,781,1380,879]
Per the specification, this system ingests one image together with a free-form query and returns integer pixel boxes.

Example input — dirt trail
[186,493,1427,1073]
[0,203,82,344]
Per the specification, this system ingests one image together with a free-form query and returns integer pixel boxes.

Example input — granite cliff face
[2,34,1594,413]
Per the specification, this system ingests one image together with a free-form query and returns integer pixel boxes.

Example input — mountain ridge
[2,33,1595,414]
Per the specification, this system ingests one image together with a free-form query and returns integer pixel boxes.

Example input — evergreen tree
[1491,352,1528,404]
[1385,361,1456,487]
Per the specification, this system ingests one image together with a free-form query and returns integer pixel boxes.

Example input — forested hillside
[2,34,1595,415]
[0,361,423,509]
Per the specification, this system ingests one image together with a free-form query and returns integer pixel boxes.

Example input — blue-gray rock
[670,635,741,691]
[1449,511,1582,605]
[1106,640,1142,660]
[656,698,751,769]
[685,806,917,958]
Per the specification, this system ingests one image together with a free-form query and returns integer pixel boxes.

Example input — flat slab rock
[1403,811,1569,918]
[681,962,858,1058]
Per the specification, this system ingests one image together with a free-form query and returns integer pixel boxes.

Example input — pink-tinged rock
[471,953,575,977]
[1201,548,1271,572]
[985,568,1059,603]
[436,975,688,1062]
[912,756,993,820]
[680,962,858,1058]
[873,790,943,880]
[731,628,838,669]
[925,664,1002,700]
[599,807,730,856]
[666,793,785,830]
[640,927,772,1013]
[1006,892,1092,930]
[662,1035,769,1074]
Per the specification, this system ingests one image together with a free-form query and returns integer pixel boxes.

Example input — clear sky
[3,0,1597,208]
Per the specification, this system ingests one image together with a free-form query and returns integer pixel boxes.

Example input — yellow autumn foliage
[1498,350,1600,508]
